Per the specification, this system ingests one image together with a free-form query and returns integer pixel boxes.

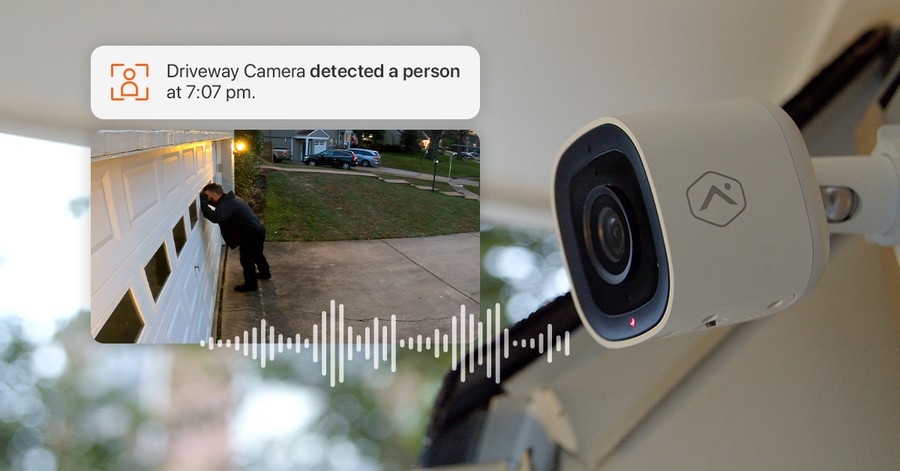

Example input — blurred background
[1,310,446,471]
[0,133,447,470]
[2,1,900,470]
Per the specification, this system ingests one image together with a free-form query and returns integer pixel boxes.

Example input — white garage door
[91,137,229,343]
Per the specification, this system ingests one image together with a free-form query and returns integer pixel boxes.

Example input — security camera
[553,98,900,348]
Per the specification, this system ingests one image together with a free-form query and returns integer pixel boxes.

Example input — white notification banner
[91,46,480,120]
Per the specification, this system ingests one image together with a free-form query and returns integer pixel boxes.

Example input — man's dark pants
[239,232,270,288]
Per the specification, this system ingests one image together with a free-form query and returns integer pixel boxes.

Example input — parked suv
[308,149,358,169]
[347,148,381,167]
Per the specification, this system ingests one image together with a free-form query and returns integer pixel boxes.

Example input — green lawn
[264,170,479,242]
[378,151,481,179]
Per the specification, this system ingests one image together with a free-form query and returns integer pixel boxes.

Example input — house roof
[294,129,330,139]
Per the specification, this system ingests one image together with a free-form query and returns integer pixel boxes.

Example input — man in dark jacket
[200,183,271,292]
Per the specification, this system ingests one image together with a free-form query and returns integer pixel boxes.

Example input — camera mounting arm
[813,124,900,254]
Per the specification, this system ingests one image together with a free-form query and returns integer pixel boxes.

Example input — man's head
[202,183,225,203]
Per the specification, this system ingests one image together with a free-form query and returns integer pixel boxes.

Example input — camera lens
[583,186,634,284]
[598,206,627,263]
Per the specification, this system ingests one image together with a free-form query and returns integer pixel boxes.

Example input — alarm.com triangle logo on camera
[686,171,746,227]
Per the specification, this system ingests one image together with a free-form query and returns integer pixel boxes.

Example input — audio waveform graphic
[200,301,571,386]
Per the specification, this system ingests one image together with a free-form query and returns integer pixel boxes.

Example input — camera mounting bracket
[812,124,900,264]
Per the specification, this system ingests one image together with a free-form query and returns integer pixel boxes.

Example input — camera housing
[553,98,829,348]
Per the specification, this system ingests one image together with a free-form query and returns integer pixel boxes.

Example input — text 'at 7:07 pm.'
[166,84,254,102]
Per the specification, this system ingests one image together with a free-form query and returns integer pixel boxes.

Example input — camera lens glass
[598,206,627,263]
[583,186,634,284]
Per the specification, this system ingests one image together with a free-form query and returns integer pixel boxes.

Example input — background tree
[442,130,479,155]
[401,130,421,153]
[425,130,444,161]
[232,130,264,208]
[234,130,265,157]
[359,130,385,147]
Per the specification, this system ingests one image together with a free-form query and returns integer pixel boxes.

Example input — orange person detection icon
[110,63,149,101]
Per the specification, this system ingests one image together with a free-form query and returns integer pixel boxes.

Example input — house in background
[262,129,355,161]
[327,129,356,148]
[262,130,297,158]
[382,130,402,146]
[355,130,404,148]
[292,130,329,160]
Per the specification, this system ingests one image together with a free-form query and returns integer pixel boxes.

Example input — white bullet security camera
[553,98,900,348]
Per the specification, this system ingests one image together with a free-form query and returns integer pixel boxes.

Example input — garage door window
[95,289,144,343]
[190,199,199,229]
[173,217,187,255]
[145,243,171,301]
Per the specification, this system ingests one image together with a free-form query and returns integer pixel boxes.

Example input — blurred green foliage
[235,348,447,470]
[0,313,155,471]
[234,129,266,157]
[481,225,569,325]
[233,130,264,209]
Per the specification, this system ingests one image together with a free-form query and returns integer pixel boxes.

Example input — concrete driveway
[215,232,480,341]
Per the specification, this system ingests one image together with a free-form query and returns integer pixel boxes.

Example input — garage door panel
[151,257,188,342]
[199,145,206,172]
[199,143,211,170]
[160,286,190,343]
[122,158,160,225]
[90,170,123,293]
[162,151,184,199]
[179,256,196,295]
[91,170,118,254]
[157,240,186,338]
[192,222,219,343]
[187,271,201,340]
[164,297,184,342]
[193,305,206,342]
[191,145,202,175]
[202,224,222,289]
[152,291,172,342]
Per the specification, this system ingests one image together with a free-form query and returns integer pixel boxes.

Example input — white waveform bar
[200,300,572,386]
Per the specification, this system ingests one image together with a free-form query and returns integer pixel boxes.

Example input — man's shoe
[234,284,258,292]
[257,272,272,280]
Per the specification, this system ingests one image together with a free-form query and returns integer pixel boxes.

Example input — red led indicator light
[629,317,636,328]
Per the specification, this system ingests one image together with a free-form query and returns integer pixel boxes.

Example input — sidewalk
[260,164,378,178]
[215,232,480,341]
[360,165,480,188]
